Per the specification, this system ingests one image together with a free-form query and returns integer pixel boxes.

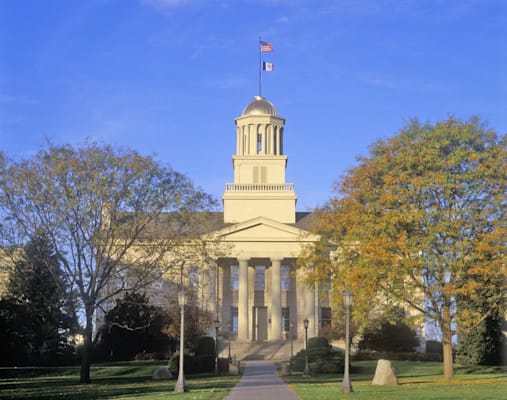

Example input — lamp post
[342,290,354,393]
[290,321,294,358]
[214,319,220,375]
[174,290,187,393]
[303,318,310,376]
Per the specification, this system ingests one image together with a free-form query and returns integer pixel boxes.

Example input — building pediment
[205,216,319,243]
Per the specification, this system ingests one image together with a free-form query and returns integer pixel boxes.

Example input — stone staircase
[218,339,305,362]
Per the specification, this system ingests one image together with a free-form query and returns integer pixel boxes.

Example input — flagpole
[258,36,262,97]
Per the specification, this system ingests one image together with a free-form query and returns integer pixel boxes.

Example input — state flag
[263,61,274,71]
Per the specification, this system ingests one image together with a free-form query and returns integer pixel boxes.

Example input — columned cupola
[223,96,297,223]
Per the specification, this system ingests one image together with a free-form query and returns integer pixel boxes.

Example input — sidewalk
[224,360,299,400]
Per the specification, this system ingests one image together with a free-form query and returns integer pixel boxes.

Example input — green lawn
[283,361,507,400]
[1,360,506,400]
[0,361,240,400]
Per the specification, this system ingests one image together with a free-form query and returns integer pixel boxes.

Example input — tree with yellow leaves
[302,117,506,380]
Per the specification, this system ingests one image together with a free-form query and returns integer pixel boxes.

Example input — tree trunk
[80,319,93,383]
[441,307,455,381]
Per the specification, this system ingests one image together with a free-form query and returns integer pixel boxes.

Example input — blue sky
[1,0,505,209]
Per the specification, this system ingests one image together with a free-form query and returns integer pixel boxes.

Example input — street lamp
[290,321,294,358]
[174,289,187,393]
[342,290,354,393]
[303,318,310,376]
[214,319,220,375]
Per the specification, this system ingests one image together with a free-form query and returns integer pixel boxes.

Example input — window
[282,308,290,332]
[255,266,265,290]
[257,133,262,153]
[231,307,238,333]
[321,307,332,328]
[189,265,199,289]
[230,265,239,291]
[281,265,290,290]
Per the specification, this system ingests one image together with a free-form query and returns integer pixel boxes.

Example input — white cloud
[276,16,289,24]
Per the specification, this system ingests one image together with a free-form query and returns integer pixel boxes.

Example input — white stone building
[187,95,322,344]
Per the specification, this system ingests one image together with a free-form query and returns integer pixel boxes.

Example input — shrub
[133,351,167,361]
[310,358,342,374]
[308,336,330,349]
[456,315,503,365]
[194,354,215,373]
[168,351,194,375]
[290,337,344,374]
[169,349,216,374]
[358,321,419,353]
[426,340,443,354]
[193,336,216,356]
[353,350,442,362]
[218,357,229,374]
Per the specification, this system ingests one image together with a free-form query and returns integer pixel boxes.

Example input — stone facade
[201,96,321,342]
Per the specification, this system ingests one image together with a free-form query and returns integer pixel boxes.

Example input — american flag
[260,41,273,52]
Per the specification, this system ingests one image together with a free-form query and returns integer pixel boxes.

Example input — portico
[216,254,318,343]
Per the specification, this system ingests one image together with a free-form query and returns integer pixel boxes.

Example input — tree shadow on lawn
[0,381,171,400]
[0,371,238,400]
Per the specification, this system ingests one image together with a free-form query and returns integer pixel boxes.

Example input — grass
[1,360,506,400]
[0,361,240,400]
[283,360,507,400]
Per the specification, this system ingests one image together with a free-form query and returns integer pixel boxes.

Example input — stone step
[218,339,305,362]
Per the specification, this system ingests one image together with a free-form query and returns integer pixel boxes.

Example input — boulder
[372,359,398,385]
[152,367,173,380]
[229,361,241,376]
[280,363,291,376]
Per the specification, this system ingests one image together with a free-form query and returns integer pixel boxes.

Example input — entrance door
[254,306,268,341]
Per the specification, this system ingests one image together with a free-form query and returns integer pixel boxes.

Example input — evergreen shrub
[290,336,344,374]
[358,321,419,353]
[308,336,331,349]
[193,336,216,356]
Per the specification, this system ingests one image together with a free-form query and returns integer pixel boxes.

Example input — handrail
[225,183,294,191]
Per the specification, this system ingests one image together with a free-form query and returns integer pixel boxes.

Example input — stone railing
[225,183,294,192]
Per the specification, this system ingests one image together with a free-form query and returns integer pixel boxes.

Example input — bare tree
[0,141,216,383]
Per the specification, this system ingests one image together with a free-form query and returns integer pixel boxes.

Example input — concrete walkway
[225,360,299,400]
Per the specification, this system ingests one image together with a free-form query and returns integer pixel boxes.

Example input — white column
[304,284,317,338]
[238,258,249,340]
[271,259,282,340]
[276,125,281,155]
[262,125,267,154]
[237,127,241,155]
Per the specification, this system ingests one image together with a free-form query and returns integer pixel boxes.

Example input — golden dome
[241,96,277,116]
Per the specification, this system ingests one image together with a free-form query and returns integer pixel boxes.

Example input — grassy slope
[0,361,239,400]
[1,360,506,400]
[284,361,507,400]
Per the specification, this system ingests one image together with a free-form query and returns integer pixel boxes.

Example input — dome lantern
[241,96,277,116]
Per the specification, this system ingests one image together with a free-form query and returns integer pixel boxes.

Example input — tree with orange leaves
[302,117,506,380]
